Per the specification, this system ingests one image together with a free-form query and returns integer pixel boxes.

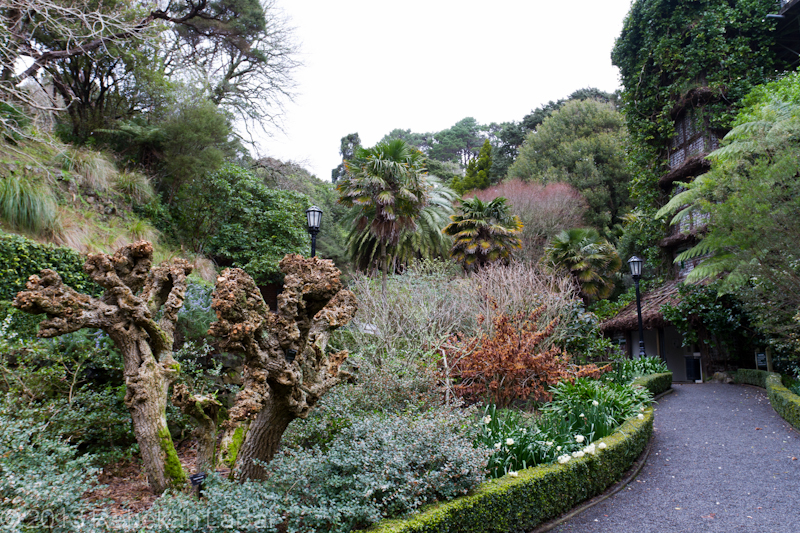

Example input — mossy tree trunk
[209,254,357,482]
[13,241,191,494]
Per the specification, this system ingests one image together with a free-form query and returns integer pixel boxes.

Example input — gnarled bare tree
[210,254,357,481]
[12,241,191,494]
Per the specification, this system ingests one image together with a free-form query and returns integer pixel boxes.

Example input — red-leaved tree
[469,180,587,262]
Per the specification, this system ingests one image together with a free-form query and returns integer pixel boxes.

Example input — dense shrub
[366,407,655,533]
[0,413,100,533]
[543,378,651,441]
[449,306,599,406]
[0,231,100,301]
[468,180,587,262]
[603,356,669,384]
[144,407,488,533]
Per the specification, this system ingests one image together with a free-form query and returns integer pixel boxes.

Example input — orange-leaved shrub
[447,305,606,407]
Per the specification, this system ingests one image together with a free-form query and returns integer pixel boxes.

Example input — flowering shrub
[145,407,488,533]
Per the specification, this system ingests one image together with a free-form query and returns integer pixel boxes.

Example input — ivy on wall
[610,0,785,265]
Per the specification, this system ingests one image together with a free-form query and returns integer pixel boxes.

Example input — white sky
[256,0,634,181]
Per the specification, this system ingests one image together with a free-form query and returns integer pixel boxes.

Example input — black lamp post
[628,256,646,358]
[305,205,322,257]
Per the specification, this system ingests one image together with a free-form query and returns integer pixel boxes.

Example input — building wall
[622,325,698,382]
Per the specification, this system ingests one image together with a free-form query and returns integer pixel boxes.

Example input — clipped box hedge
[632,372,673,397]
[735,368,800,432]
[734,368,769,389]
[361,407,654,533]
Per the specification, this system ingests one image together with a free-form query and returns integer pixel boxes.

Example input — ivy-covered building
[601,0,798,380]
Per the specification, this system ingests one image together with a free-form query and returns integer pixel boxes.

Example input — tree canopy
[507,99,631,233]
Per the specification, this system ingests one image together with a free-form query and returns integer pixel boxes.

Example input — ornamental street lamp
[628,255,646,358]
[305,205,322,257]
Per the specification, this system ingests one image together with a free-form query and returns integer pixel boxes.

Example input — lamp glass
[628,255,643,277]
[306,205,322,231]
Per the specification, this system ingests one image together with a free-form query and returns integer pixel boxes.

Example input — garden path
[550,383,800,533]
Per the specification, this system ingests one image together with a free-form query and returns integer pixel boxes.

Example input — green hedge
[632,372,673,397]
[362,407,654,533]
[734,368,769,389]
[734,369,800,432]
[0,231,100,301]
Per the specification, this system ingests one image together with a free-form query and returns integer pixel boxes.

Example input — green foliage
[344,176,456,273]
[160,98,237,203]
[443,197,522,270]
[0,165,59,234]
[551,300,617,362]
[611,0,782,266]
[544,228,621,302]
[631,372,673,398]
[178,163,309,284]
[453,139,492,194]
[605,356,669,384]
[475,378,647,480]
[507,99,631,232]
[366,407,653,533]
[661,282,748,354]
[428,117,483,167]
[175,279,216,346]
[0,410,100,533]
[0,232,101,301]
[338,140,430,285]
[542,378,651,441]
[145,407,487,533]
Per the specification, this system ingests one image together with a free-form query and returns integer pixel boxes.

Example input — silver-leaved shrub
[143,406,488,533]
[0,414,100,533]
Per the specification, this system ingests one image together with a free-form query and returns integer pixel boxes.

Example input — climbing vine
[611,0,784,248]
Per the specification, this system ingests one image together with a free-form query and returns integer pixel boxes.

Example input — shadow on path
[551,383,800,533]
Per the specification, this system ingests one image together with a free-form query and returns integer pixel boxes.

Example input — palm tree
[345,176,456,273]
[443,197,523,270]
[337,139,430,292]
[544,228,621,302]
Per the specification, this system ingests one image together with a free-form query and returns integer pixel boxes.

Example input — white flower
[575,434,585,443]
[558,455,571,464]
[556,446,562,451]
[598,442,607,450]
[637,413,645,420]
[483,415,492,424]
[579,413,586,418]
[494,442,501,449]
[573,450,585,458]
[506,438,515,446]
[640,406,645,412]
[545,441,554,446]
[592,400,599,407]
[584,443,596,455]
[508,471,519,478]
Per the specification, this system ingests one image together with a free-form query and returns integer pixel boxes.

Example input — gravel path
[551,383,800,533]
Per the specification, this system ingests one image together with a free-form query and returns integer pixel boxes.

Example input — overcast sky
[256,0,634,181]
